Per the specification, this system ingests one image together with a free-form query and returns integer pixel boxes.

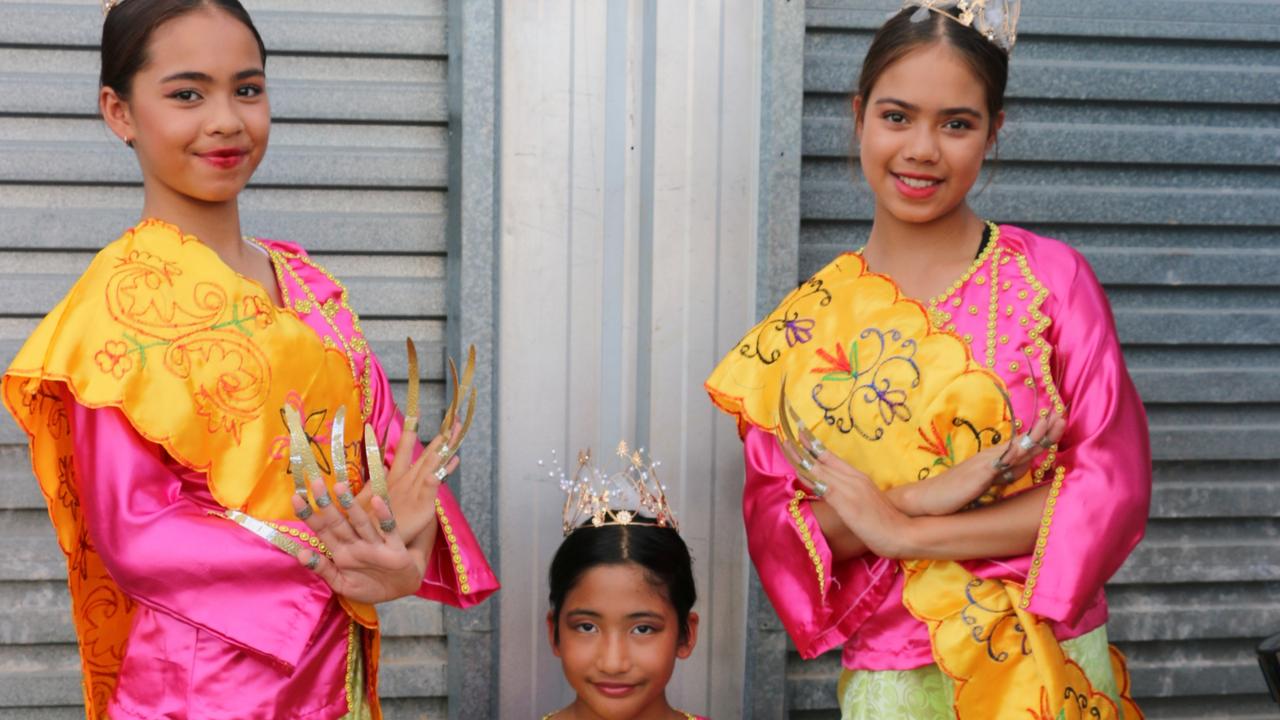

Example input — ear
[852,95,865,138]
[676,611,700,660]
[100,86,135,146]
[986,109,1005,153]
[546,611,562,658]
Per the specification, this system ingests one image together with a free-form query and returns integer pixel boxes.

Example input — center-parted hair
[100,0,267,101]
[855,7,1009,132]
[549,522,697,645]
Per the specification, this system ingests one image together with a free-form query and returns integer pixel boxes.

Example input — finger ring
[379,517,397,533]
[437,443,451,458]
[798,456,814,472]
[295,502,314,521]
[813,479,828,497]
[992,458,1010,472]
[809,437,827,458]
[1018,434,1036,452]
[1038,436,1055,450]
[305,554,320,571]
[434,466,448,481]
[336,490,355,509]
[1002,470,1015,483]
[315,491,332,509]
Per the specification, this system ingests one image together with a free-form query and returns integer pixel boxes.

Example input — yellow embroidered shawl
[2,220,378,717]
[707,250,1140,719]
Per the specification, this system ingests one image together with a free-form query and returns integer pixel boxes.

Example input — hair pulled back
[856,8,1008,132]
[549,522,697,645]
[101,0,267,101]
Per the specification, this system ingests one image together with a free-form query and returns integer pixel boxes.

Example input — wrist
[889,482,924,517]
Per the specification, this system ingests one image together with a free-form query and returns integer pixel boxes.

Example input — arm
[741,427,898,659]
[66,390,334,674]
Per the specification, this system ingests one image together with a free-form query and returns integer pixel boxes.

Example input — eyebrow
[564,609,665,622]
[875,97,983,117]
[159,68,265,83]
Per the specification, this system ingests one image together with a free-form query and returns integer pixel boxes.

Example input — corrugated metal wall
[0,1,453,717]
[789,1,1280,718]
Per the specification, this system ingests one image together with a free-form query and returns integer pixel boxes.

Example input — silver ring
[295,502,314,521]
[379,517,397,533]
[336,491,355,509]
[813,479,828,497]
[437,443,451,458]
[1002,470,1015,483]
[434,466,448,481]
[315,492,332,509]
[808,437,827,458]
[992,458,1010,472]
[799,456,814,472]
[305,554,320,571]
[1018,434,1036,452]
[1039,436,1055,450]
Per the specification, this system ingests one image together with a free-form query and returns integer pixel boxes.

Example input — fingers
[370,495,407,551]
[386,413,419,481]
[302,475,357,546]
[297,547,344,593]
[336,482,384,544]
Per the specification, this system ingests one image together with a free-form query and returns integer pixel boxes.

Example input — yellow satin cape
[707,251,1142,719]
[2,220,381,718]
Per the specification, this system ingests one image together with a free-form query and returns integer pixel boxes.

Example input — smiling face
[100,7,269,207]
[549,563,698,720]
[854,42,1002,226]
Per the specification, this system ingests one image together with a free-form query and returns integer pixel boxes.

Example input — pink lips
[893,171,942,200]
[198,148,247,169]
[592,682,638,698]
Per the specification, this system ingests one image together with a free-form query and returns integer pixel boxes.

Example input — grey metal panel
[0,1,457,715]
[786,0,1280,717]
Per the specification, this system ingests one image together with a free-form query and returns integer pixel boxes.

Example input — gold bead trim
[984,245,1003,367]
[1020,465,1065,609]
[261,518,334,559]
[789,490,826,599]
[436,498,471,595]
[926,221,1001,323]
[344,622,359,713]
[253,239,375,422]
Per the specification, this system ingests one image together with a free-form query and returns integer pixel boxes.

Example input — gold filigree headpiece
[903,0,1020,52]
[544,442,679,536]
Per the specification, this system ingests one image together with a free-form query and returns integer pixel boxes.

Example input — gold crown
[544,442,679,536]
[904,0,1020,52]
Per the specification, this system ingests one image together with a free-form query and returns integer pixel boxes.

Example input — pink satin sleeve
[366,351,499,608]
[66,389,334,673]
[742,426,897,660]
[1023,248,1152,624]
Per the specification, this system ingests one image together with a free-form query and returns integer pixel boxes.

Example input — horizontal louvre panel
[789,0,1280,717]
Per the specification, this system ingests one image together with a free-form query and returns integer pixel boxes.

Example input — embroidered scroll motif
[809,328,920,441]
[739,277,832,365]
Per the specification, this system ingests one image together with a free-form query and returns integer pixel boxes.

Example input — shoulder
[998,224,1102,297]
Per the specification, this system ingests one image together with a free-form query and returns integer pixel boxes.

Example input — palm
[321,540,424,604]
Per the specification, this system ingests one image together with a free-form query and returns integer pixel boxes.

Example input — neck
[863,202,985,269]
[561,694,681,720]
[139,186,246,262]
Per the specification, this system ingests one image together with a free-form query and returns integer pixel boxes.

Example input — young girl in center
[541,447,707,720]
[707,1,1151,718]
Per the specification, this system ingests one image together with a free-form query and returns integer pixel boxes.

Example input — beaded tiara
[903,0,1020,52]
[543,442,679,536]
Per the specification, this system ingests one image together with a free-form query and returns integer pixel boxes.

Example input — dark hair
[855,7,1008,134]
[101,0,267,101]
[549,522,697,645]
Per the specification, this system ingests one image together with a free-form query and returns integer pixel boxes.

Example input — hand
[291,478,425,604]
[778,438,913,559]
[369,418,463,544]
[911,413,1066,516]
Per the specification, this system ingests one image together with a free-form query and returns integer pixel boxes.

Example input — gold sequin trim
[253,239,376,422]
[788,490,826,599]
[984,245,1003,367]
[261,518,334,559]
[344,622,359,713]
[436,498,471,595]
[1020,465,1065,609]
[926,221,1000,328]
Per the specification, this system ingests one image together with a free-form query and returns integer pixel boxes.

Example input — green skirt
[837,626,1122,719]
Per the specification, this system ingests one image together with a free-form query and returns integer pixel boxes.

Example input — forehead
[562,564,672,619]
[869,42,987,111]
[141,8,262,75]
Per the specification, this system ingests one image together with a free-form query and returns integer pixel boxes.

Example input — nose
[596,632,631,675]
[205,93,246,138]
[903,124,940,164]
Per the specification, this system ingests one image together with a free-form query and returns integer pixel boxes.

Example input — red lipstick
[199,147,247,169]
[892,171,942,200]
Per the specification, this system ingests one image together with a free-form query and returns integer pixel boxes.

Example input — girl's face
[854,42,1002,225]
[101,8,269,206]
[549,564,698,720]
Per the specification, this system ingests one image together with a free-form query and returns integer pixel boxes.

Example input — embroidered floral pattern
[739,277,832,365]
[809,328,920,441]
[94,340,134,379]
